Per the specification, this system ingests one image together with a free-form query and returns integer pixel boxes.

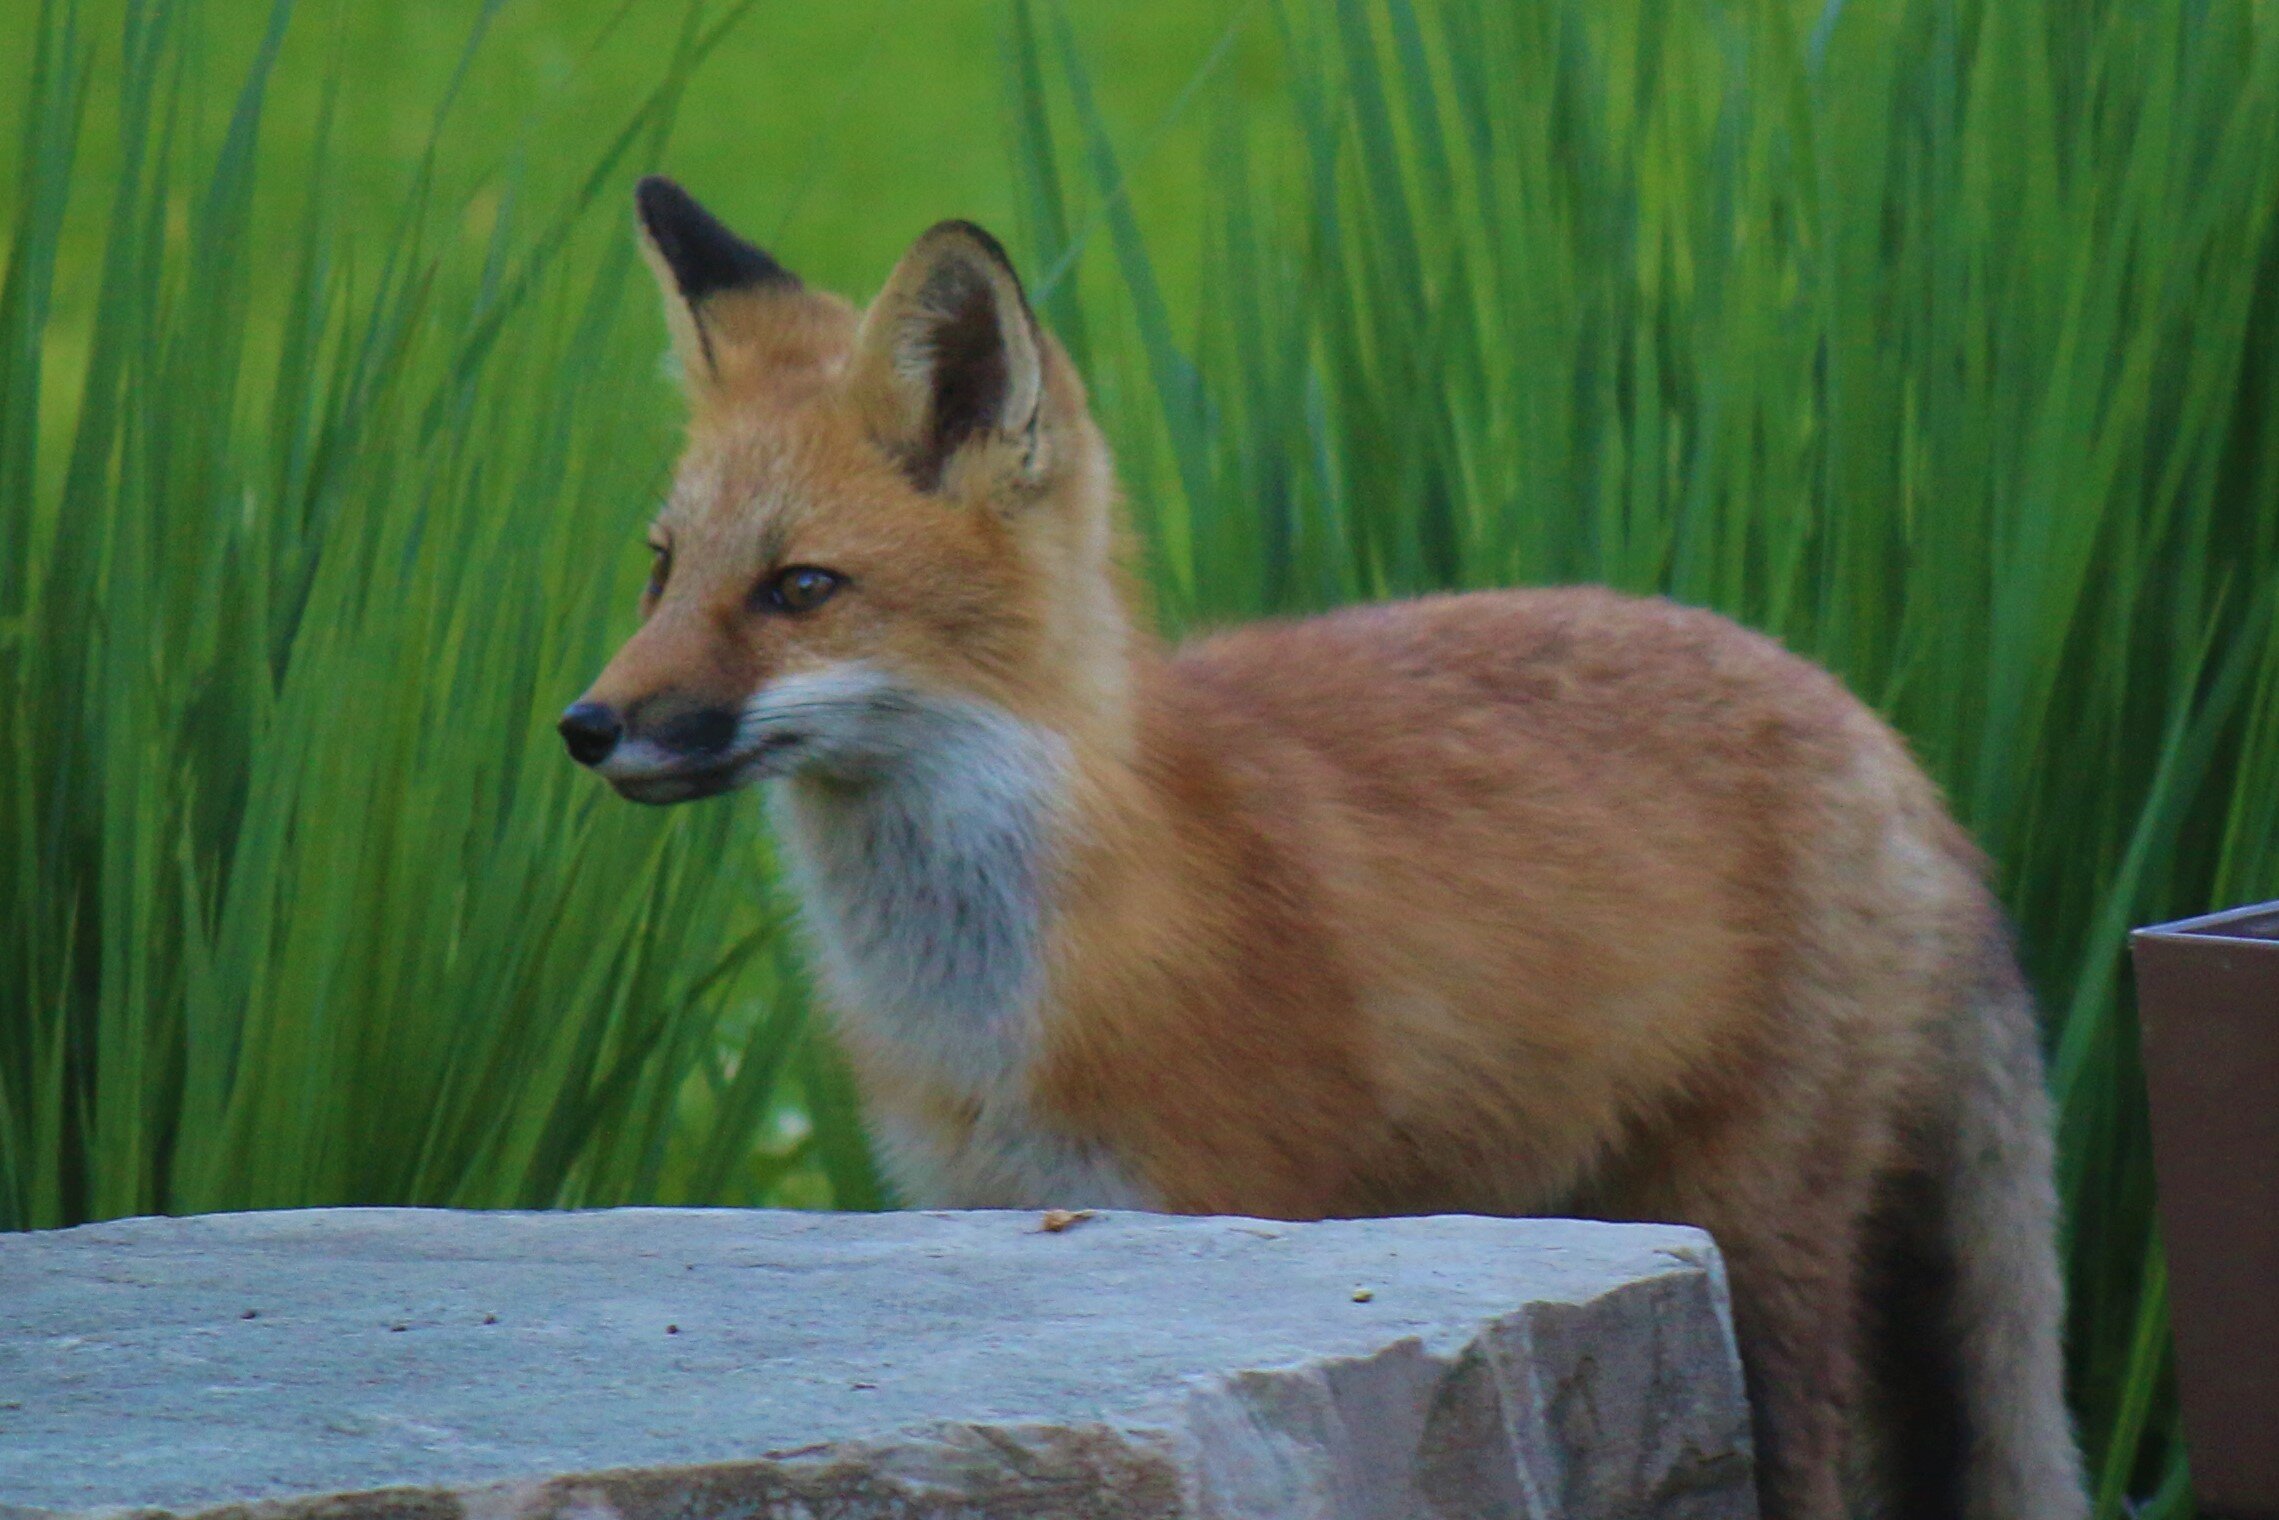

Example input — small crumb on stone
[1351,1288,1375,1303]
[482,1313,498,1325]
[239,1309,257,1320]
[851,1380,878,1390]
[666,1324,680,1335]
[388,1323,408,1333]
[1038,1208,1097,1233]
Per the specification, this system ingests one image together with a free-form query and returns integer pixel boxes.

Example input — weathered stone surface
[0,1208,1754,1520]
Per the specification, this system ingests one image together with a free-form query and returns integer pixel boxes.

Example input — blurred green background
[0,0,1275,362]
[8,1,2278,1514]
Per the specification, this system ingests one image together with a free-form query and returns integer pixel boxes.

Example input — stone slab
[0,1208,1754,1519]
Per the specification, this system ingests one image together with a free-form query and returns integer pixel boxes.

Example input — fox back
[564,178,2089,1520]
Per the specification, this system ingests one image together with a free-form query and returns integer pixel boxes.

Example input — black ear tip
[635,175,796,301]
[634,174,693,229]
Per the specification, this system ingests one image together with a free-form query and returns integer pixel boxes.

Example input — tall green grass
[1012,0,2279,1511]
[0,0,883,1230]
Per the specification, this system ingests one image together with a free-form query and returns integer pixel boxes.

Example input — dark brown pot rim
[2133,900,2279,945]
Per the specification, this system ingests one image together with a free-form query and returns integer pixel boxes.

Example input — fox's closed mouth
[610,766,742,805]
[608,734,802,804]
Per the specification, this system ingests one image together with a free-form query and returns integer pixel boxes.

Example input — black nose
[558,702,623,767]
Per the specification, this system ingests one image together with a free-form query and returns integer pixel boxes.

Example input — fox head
[562,178,1128,804]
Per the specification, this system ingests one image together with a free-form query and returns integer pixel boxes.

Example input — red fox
[563,176,2089,1520]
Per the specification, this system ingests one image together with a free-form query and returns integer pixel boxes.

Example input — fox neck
[771,457,1150,1099]
[769,694,1075,1097]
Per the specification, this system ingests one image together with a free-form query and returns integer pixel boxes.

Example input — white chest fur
[766,689,1152,1208]
[770,700,1060,1091]
[864,1104,1154,1211]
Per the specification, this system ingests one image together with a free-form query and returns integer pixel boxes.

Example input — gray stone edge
[5,1240,1753,1520]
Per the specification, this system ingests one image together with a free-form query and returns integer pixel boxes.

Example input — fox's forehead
[655,403,886,549]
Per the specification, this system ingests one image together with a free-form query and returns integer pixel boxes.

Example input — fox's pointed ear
[850,220,1046,496]
[635,176,798,384]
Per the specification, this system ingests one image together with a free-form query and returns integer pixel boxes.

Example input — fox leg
[1715,1215,1871,1520]
[1588,1066,1893,1520]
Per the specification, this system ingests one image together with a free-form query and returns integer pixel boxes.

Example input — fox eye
[758,565,844,615]
[645,540,671,599]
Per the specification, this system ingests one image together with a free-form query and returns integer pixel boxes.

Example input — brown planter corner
[2130,902,2279,1520]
